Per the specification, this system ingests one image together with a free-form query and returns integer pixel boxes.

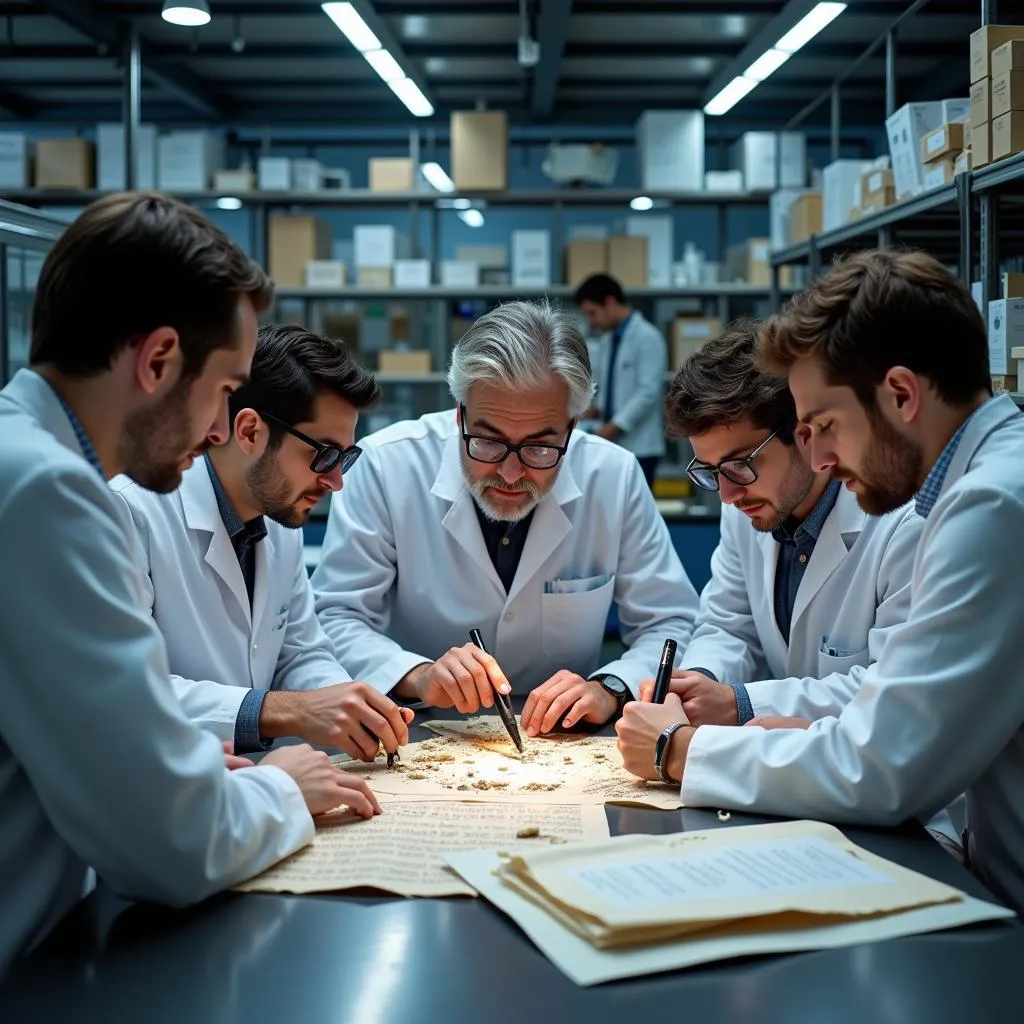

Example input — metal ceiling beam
[34,0,228,119]
[531,0,574,119]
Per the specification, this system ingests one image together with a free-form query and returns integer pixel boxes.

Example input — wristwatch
[593,674,630,717]
[654,722,687,785]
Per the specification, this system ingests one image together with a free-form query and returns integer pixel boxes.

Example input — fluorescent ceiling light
[420,162,454,192]
[776,2,847,54]
[161,1,211,27]
[364,48,405,83]
[704,75,758,116]
[452,197,471,210]
[458,209,484,228]
[388,77,434,117]
[630,196,654,211]
[215,196,243,210]
[744,47,791,82]
[321,2,381,52]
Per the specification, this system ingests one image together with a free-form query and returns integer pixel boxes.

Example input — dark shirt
[602,311,634,422]
[474,503,535,593]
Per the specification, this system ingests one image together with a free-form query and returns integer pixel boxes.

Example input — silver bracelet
[654,721,687,785]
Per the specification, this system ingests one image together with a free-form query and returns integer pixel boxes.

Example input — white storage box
[304,260,345,289]
[393,259,432,288]
[0,133,30,189]
[987,298,1024,374]
[823,160,872,231]
[354,225,397,268]
[512,230,551,288]
[158,131,222,191]
[731,132,807,191]
[636,110,705,192]
[97,123,157,191]
[258,157,291,191]
[440,260,480,288]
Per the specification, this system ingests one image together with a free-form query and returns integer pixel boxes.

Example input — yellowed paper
[235,800,610,897]
[335,715,681,810]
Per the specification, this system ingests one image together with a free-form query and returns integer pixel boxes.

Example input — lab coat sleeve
[312,446,433,690]
[2,465,314,904]
[681,485,1024,826]
[611,321,668,434]
[594,459,699,694]
[271,531,356,691]
[745,506,922,720]
[678,507,765,683]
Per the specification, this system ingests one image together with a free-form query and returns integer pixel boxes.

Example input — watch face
[601,676,628,696]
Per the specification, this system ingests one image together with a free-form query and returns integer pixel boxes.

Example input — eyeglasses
[686,432,777,492]
[459,404,574,470]
[258,410,362,476]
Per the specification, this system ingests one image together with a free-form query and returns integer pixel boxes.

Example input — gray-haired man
[312,300,699,734]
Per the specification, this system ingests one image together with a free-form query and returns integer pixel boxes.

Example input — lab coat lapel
[179,462,252,625]
[250,528,275,638]
[942,394,1020,496]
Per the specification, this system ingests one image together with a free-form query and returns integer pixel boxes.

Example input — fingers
[560,688,599,730]
[360,686,411,750]
[431,656,480,714]
[221,740,235,755]
[224,753,254,770]
[537,677,584,735]
[335,774,382,818]
[637,679,654,702]
[400,707,416,724]
[522,674,573,736]
[664,692,686,717]
[466,646,511,696]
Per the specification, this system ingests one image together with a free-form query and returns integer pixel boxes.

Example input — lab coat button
[503,612,514,622]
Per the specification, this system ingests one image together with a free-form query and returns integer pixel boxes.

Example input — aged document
[336,715,682,810]
[235,800,609,898]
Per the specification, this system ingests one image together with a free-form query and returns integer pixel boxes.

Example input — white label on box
[393,259,431,288]
[868,172,884,193]
[926,130,946,155]
[987,298,1024,374]
[923,164,949,190]
[751,241,769,263]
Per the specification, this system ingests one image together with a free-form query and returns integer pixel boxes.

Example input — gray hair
[447,299,595,417]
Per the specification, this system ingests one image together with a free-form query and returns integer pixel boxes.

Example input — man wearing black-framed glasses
[112,323,414,764]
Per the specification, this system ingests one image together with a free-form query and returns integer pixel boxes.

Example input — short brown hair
[31,191,273,379]
[665,319,798,443]
[759,249,991,409]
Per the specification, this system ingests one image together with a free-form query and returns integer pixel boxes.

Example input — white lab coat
[109,461,356,744]
[312,410,699,695]
[682,488,923,718]
[681,396,1024,911]
[0,370,313,976]
[591,312,667,458]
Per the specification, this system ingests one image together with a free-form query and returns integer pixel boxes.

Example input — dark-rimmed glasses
[258,410,362,475]
[686,432,777,492]
[459,404,574,470]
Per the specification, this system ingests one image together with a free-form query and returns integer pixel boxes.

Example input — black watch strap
[593,674,630,715]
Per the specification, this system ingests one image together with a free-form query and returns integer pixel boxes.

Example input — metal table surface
[3,709,1021,1023]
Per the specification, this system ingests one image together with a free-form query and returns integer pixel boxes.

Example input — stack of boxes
[970,26,1024,167]
[920,122,966,189]
[988,272,1024,394]
[885,100,969,200]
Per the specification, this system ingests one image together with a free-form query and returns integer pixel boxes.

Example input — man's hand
[638,670,738,726]
[615,693,691,783]
[394,645,511,713]
[260,744,382,818]
[521,672,618,737]
[260,683,415,761]
[596,422,622,441]
[222,740,254,771]
[745,715,813,730]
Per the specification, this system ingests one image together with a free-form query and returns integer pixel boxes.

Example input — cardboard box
[861,168,894,200]
[451,111,508,191]
[378,350,431,375]
[97,123,157,190]
[971,79,991,128]
[606,236,648,288]
[730,131,807,191]
[923,157,958,190]
[268,215,331,288]
[922,123,966,163]
[971,26,1024,83]
[354,225,397,268]
[291,158,321,191]
[992,39,1024,77]
[158,131,221,191]
[369,157,414,192]
[670,317,722,371]
[725,238,771,286]
[955,150,972,175]
[356,266,392,288]
[618,215,673,287]
[862,187,897,213]
[565,240,607,287]
[991,374,1018,393]
[34,138,94,189]
[393,259,432,288]
[455,245,507,269]
[823,159,872,230]
[258,156,291,191]
[1005,273,1024,298]
[304,260,345,289]
[992,70,1024,119]
[886,103,946,199]
[512,230,551,288]
[788,192,822,243]
[992,111,1024,160]
[987,297,1024,373]
[972,123,992,167]
[214,169,256,192]
[636,110,705,192]
[0,132,29,189]
[440,260,480,288]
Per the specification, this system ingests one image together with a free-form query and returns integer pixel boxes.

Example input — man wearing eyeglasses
[313,300,698,732]
[111,323,414,760]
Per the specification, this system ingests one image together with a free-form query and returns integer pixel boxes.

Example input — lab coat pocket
[817,645,870,677]
[540,575,616,665]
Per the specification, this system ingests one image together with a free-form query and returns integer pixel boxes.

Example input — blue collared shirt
[45,382,104,478]
[914,400,994,519]
[602,310,634,422]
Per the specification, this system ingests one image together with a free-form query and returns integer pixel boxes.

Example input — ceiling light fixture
[161,1,211,27]
[705,2,846,116]
[421,162,455,192]
[458,209,485,228]
[216,196,243,210]
[630,196,654,211]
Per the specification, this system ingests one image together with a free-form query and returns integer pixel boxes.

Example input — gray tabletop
[3,710,1021,1022]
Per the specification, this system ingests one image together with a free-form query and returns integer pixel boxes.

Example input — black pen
[650,639,678,704]
[469,628,524,753]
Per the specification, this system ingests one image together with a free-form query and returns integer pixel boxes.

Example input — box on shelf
[356,266,392,288]
[823,160,872,230]
[606,235,648,288]
[973,123,992,166]
[992,111,1024,160]
[923,157,958,190]
[541,143,618,186]
[992,70,1024,119]
[291,159,321,191]
[862,186,896,213]
[670,317,723,371]
[97,123,157,190]
[158,131,222,191]
[568,224,609,241]
[34,138,94,189]
[922,122,966,163]
[378,350,431,375]
[440,260,480,289]
[861,168,894,200]
[354,225,398,268]
[886,103,947,199]
[635,109,705,192]
[724,239,771,286]
[1005,273,1024,298]
[788,192,823,243]
[393,259,432,288]
[565,240,607,287]
[704,170,744,193]
[992,39,1024,77]
[955,149,972,175]
[512,230,551,288]
[268,214,331,288]
[618,215,673,287]
[304,260,345,289]
[971,78,990,127]
[769,189,804,249]
[0,132,29,189]
[258,156,291,191]
[971,26,1024,83]
[730,131,807,191]
[456,245,508,269]
[451,111,508,191]
[987,297,1024,374]
[991,374,1019,393]
[369,157,414,192]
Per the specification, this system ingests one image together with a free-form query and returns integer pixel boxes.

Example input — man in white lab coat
[313,300,699,735]
[575,274,667,487]
[637,320,922,732]
[111,323,413,761]
[0,193,378,976]
[617,250,1024,911]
